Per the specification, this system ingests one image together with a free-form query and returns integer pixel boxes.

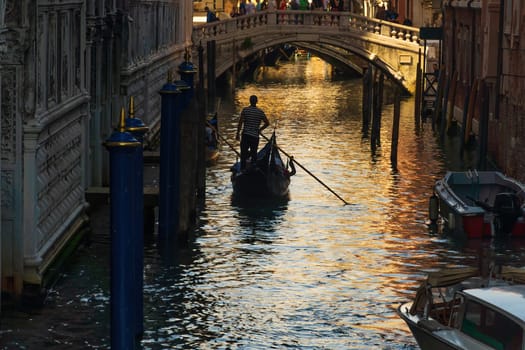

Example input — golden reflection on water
[5,57,525,350]
[198,56,457,347]
[196,57,524,348]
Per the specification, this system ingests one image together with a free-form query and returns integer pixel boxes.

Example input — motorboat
[397,266,525,350]
[230,132,295,198]
[431,170,525,238]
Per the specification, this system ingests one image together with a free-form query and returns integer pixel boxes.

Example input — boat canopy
[425,267,479,287]
[409,267,479,316]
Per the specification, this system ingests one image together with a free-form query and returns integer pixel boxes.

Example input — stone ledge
[85,186,159,207]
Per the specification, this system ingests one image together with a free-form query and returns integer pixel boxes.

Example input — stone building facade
[0,0,193,298]
[441,0,525,183]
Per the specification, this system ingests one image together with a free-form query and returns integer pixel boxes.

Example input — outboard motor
[493,192,522,235]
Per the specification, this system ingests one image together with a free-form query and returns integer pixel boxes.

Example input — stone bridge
[192,10,422,93]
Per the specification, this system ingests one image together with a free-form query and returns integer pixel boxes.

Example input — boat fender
[429,192,439,222]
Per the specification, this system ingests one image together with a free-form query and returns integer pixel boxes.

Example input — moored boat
[397,267,525,350]
[205,113,220,165]
[230,132,295,198]
[431,170,525,238]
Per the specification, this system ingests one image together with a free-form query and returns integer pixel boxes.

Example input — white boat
[397,267,525,350]
[432,170,525,238]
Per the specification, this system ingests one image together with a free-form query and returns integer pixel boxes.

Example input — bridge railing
[193,10,420,44]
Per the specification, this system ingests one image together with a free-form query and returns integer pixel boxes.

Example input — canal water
[3,57,525,349]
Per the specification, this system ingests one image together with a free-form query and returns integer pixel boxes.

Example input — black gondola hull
[231,166,290,198]
[230,132,292,198]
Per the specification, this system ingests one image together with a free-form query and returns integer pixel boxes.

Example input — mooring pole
[464,79,478,146]
[478,80,489,171]
[414,48,422,127]
[432,65,446,130]
[361,64,372,135]
[459,84,470,156]
[180,56,206,205]
[198,43,205,108]
[207,40,216,114]
[178,49,197,98]
[124,96,149,341]
[391,88,401,169]
[104,108,141,350]
[158,76,181,239]
[232,38,237,93]
[371,72,384,152]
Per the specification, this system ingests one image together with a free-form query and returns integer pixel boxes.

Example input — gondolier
[236,95,270,171]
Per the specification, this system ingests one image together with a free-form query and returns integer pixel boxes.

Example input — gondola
[205,113,220,165]
[230,132,295,198]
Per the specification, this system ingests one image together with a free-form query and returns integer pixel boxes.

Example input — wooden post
[414,51,422,127]
[464,79,478,146]
[391,87,401,169]
[432,65,446,130]
[445,71,458,133]
[478,80,489,171]
[207,40,216,114]
[361,65,372,135]
[197,44,207,207]
[232,39,236,94]
[459,83,470,156]
[371,74,378,151]
[371,72,384,152]
[439,69,453,140]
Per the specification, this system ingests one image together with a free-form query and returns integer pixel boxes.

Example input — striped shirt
[241,106,267,138]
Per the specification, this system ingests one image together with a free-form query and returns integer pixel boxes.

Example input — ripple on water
[4,57,525,349]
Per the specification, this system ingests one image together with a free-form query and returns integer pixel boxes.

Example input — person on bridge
[205,7,219,22]
[236,95,270,171]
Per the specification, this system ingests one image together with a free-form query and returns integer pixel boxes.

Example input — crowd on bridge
[226,0,346,16]
[205,0,411,26]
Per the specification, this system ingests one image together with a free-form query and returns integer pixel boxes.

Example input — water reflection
[232,193,287,219]
[3,57,525,349]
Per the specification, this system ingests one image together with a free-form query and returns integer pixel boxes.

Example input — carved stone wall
[0,65,24,295]
[1,0,90,295]
[119,0,189,150]
[1,0,193,296]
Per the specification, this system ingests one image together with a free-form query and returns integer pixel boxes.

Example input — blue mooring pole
[125,97,149,340]
[104,108,142,350]
[174,79,191,110]
[178,53,197,98]
[158,77,181,239]
[171,81,187,234]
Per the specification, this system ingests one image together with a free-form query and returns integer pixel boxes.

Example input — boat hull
[397,306,460,350]
[397,268,525,350]
[397,303,494,350]
[230,132,293,199]
[231,167,290,198]
[434,171,525,239]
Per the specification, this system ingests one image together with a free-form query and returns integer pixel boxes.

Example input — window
[462,300,523,350]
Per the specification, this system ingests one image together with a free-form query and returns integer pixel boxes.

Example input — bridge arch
[192,10,421,93]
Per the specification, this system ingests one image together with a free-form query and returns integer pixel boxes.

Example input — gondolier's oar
[260,133,350,205]
[206,121,241,157]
